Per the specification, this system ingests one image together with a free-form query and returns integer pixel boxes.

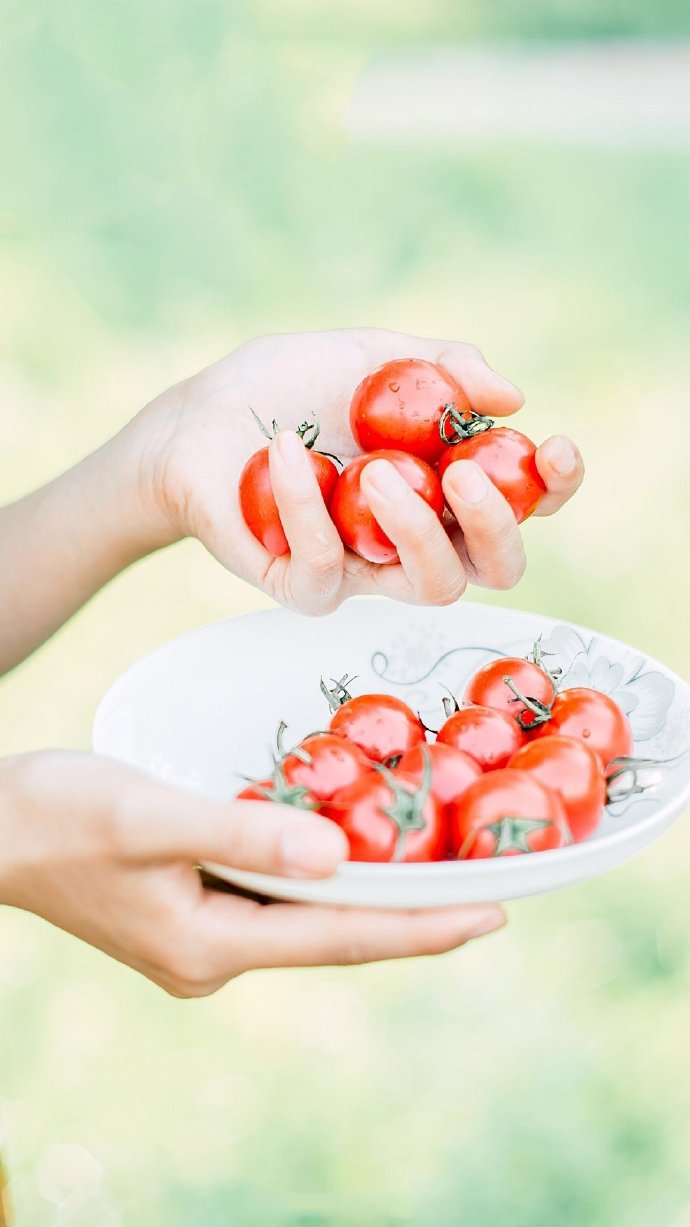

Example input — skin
[0,326,583,993]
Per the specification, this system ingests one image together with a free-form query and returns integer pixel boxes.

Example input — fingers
[115,773,349,879]
[442,460,526,590]
[359,460,467,605]
[533,435,585,517]
[201,895,507,974]
[267,431,345,612]
[355,329,524,416]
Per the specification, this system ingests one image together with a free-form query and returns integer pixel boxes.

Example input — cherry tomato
[235,776,315,808]
[395,741,482,813]
[533,687,633,769]
[436,704,528,770]
[329,693,426,763]
[438,427,546,523]
[349,359,471,466]
[322,770,445,862]
[330,450,445,565]
[508,735,606,842]
[448,769,568,859]
[239,430,339,557]
[464,657,555,729]
[280,733,373,803]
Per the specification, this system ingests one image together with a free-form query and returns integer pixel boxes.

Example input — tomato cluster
[236,643,639,864]
[239,359,546,561]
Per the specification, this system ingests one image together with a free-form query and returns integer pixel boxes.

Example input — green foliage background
[1,3,690,1224]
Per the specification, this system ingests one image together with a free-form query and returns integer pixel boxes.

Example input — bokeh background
[2,2,690,1224]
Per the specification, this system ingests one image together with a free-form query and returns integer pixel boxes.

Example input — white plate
[92,600,690,908]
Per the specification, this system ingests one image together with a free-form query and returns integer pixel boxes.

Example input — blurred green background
[2,2,690,1224]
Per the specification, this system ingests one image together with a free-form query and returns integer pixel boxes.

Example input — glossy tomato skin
[437,704,528,770]
[464,657,555,728]
[508,735,606,843]
[438,428,546,523]
[533,688,633,770]
[329,694,426,763]
[395,742,482,811]
[236,779,275,801]
[448,769,568,860]
[330,450,445,565]
[281,733,373,803]
[350,359,470,466]
[239,446,339,557]
[322,771,445,862]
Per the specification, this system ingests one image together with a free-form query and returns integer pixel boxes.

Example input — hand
[131,327,584,614]
[0,752,505,997]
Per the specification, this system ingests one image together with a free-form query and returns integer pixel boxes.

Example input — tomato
[463,657,555,729]
[330,450,445,565]
[238,420,339,557]
[508,735,606,842]
[436,704,528,770]
[448,769,568,859]
[349,359,471,466]
[533,687,634,770]
[322,770,445,862]
[395,741,482,814]
[236,776,315,809]
[280,733,373,803]
[328,692,426,763]
[438,427,546,523]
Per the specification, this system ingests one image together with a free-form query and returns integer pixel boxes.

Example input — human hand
[0,752,505,997]
[130,327,583,614]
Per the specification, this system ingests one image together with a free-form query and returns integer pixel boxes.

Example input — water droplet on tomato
[583,728,591,738]
[389,382,400,392]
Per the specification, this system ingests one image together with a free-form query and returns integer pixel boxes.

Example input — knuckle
[304,543,343,579]
[420,571,466,607]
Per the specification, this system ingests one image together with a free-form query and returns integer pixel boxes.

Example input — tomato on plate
[463,656,555,729]
[349,358,471,466]
[238,416,339,557]
[533,687,634,770]
[436,704,528,770]
[280,732,373,803]
[508,735,606,842]
[438,427,546,523]
[326,687,426,763]
[236,774,316,809]
[395,741,482,814]
[329,450,445,565]
[322,769,445,862]
[448,769,568,859]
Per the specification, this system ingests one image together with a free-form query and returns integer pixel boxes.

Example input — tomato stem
[459,815,555,859]
[320,674,358,713]
[502,676,553,731]
[439,406,494,445]
[375,746,432,861]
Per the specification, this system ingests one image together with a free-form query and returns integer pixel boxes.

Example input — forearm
[0,426,174,675]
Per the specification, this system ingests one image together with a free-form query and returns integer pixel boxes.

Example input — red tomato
[349,359,471,466]
[508,735,606,842]
[239,439,338,557]
[330,450,445,565]
[236,776,315,808]
[329,693,426,763]
[533,687,633,769]
[438,427,546,523]
[395,742,482,813]
[280,733,373,803]
[322,770,445,862]
[464,657,555,729]
[436,704,528,770]
[448,769,568,859]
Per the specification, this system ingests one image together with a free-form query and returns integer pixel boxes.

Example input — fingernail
[465,906,507,939]
[274,430,307,468]
[280,819,348,878]
[362,459,408,500]
[546,436,577,477]
[449,461,489,504]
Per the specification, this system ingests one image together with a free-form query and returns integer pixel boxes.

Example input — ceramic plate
[92,600,690,908]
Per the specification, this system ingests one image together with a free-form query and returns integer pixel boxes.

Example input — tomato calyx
[502,676,554,731]
[241,760,316,810]
[375,748,433,861]
[439,406,494,445]
[274,720,313,766]
[605,755,664,803]
[250,409,341,465]
[320,674,358,714]
[460,815,557,859]
[527,636,564,689]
